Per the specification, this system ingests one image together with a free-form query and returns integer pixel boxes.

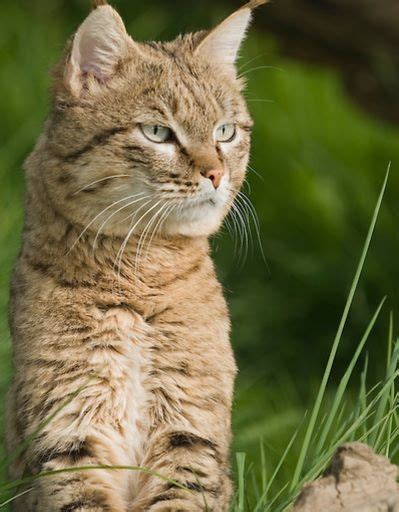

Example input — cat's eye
[141,124,173,143]
[215,124,237,143]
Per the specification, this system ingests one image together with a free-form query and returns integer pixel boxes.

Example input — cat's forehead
[121,39,247,130]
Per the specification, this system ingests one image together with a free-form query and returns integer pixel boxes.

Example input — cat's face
[42,4,257,239]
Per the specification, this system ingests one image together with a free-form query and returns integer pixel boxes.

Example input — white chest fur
[87,306,152,493]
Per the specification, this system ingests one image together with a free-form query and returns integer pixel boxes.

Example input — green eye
[215,123,236,143]
[141,124,173,143]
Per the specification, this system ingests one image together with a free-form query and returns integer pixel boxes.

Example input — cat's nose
[202,167,225,189]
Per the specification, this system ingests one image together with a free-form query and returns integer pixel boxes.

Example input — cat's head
[39,1,265,239]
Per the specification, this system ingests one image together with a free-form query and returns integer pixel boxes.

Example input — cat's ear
[65,5,132,96]
[195,1,268,69]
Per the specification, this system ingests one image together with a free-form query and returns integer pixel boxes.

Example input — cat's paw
[63,508,105,512]
[147,503,203,512]
[56,504,106,512]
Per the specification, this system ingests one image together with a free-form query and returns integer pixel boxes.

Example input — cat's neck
[23,183,211,290]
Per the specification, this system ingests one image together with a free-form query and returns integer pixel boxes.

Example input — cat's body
[9,209,234,511]
[7,1,264,510]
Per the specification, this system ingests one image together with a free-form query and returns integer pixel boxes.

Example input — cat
[7,1,265,510]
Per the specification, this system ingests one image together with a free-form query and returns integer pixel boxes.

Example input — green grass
[231,334,399,511]
[232,170,399,510]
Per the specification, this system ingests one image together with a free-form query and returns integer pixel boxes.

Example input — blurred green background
[1,0,399,505]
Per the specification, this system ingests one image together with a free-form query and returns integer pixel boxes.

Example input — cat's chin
[164,218,223,238]
[163,200,227,237]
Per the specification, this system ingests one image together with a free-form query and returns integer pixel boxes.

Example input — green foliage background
[1,0,399,507]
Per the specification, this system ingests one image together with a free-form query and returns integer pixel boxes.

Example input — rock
[293,443,399,511]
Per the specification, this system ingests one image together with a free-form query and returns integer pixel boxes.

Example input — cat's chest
[91,306,153,449]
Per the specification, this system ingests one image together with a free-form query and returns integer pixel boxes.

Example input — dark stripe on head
[123,145,147,166]
[62,126,128,163]
[177,143,188,157]
[124,144,144,152]
[30,261,51,274]
[149,105,168,118]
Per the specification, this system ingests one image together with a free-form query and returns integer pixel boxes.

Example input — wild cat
[7,0,265,510]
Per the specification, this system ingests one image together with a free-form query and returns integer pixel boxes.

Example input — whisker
[67,192,146,254]
[247,165,265,183]
[154,201,177,239]
[114,199,163,279]
[135,199,179,271]
[223,209,239,257]
[238,65,283,79]
[229,201,248,268]
[92,195,152,253]
[134,201,170,273]
[112,198,154,284]
[140,204,172,263]
[237,53,269,72]
[145,201,180,259]
[239,194,257,259]
[234,189,267,266]
[246,99,274,104]
[225,193,243,259]
[243,178,252,195]
[72,174,130,195]
[232,200,250,266]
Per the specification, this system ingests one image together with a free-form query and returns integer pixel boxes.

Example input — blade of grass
[387,313,394,373]
[315,298,386,453]
[297,370,399,491]
[236,453,246,512]
[373,409,396,452]
[0,487,33,508]
[250,471,260,507]
[253,426,299,512]
[265,481,289,512]
[260,439,267,505]
[370,342,399,446]
[290,168,389,491]
[385,314,395,457]
[385,391,397,457]
[359,353,369,439]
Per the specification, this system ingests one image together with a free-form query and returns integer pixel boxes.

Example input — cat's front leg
[8,382,133,512]
[132,428,232,512]
[11,426,130,512]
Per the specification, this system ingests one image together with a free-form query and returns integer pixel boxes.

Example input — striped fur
[7,2,265,510]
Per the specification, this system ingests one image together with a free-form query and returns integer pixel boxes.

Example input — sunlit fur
[7,3,261,511]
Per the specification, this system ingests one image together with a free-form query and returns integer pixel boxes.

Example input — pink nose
[202,168,225,189]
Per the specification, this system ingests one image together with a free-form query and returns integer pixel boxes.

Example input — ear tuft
[242,0,269,8]
[91,0,108,9]
[195,1,268,69]
[65,6,130,96]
